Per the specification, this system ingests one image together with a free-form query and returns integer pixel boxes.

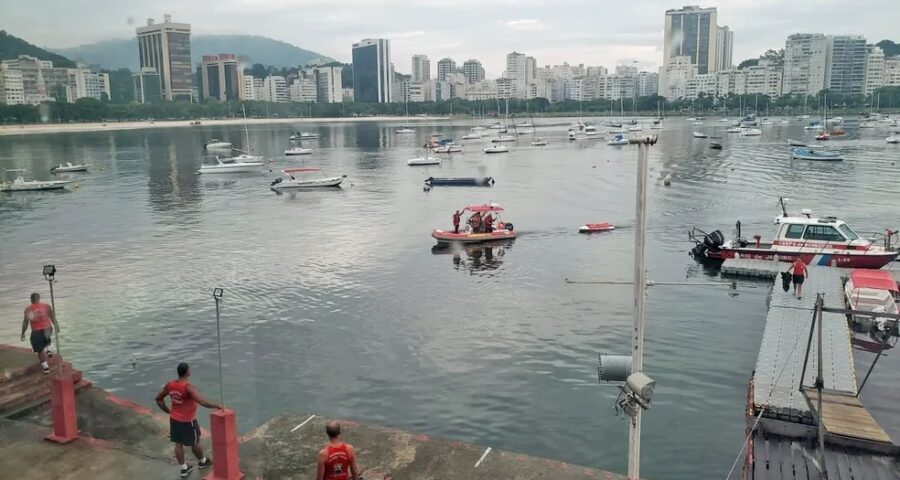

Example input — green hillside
[0,30,75,67]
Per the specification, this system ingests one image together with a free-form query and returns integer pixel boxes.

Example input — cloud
[505,19,545,30]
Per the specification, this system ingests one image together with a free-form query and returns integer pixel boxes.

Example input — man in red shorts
[155,362,222,477]
[316,421,359,480]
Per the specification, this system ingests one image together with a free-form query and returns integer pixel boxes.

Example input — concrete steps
[0,352,89,418]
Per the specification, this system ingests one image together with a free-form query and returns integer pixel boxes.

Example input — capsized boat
[607,134,629,145]
[270,168,346,189]
[0,169,70,192]
[425,177,494,187]
[689,199,898,268]
[197,155,264,174]
[50,162,90,173]
[483,145,510,154]
[579,222,616,233]
[284,147,312,155]
[791,148,843,161]
[432,203,516,245]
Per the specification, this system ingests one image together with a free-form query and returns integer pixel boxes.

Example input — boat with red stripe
[432,204,516,245]
[689,198,898,269]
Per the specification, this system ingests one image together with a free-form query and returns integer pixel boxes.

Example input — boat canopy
[282,167,320,174]
[464,203,504,213]
[849,270,899,292]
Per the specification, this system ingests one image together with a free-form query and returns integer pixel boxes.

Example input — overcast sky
[3,0,897,77]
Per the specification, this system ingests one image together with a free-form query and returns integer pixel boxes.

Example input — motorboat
[0,169,69,192]
[692,131,708,139]
[710,141,723,150]
[232,154,264,163]
[787,138,808,147]
[270,168,346,190]
[197,155,263,174]
[204,139,232,150]
[284,147,312,155]
[432,203,516,245]
[780,119,790,124]
[434,145,462,153]
[760,119,774,126]
[424,177,494,187]
[489,122,503,129]
[886,135,900,144]
[740,128,762,136]
[462,133,482,140]
[483,145,510,154]
[791,148,843,161]
[579,222,615,233]
[491,135,516,143]
[689,199,898,268]
[396,127,416,134]
[607,134,630,146]
[290,132,318,140]
[531,139,548,146]
[50,162,90,173]
[815,132,830,141]
[568,130,578,141]
[831,116,844,124]
[844,269,899,342]
[471,126,486,132]
[726,127,742,134]
[407,155,441,165]
[584,125,600,136]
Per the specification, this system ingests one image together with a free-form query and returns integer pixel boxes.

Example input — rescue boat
[579,222,616,233]
[432,204,516,245]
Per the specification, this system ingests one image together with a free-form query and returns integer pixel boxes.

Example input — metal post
[213,288,225,409]
[856,341,887,396]
[815,294,827,479]
[629,138,651,480]
[43,266,63,376]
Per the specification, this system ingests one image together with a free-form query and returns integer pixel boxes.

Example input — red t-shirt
[27,303,51,331]
[792,260,807,276]
[165,379,198,423]
[324,443,351,480]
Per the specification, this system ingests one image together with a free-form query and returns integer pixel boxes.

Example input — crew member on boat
[787,258,807,299]
[483,213,495,233]
[452,210,462,233]
[469,212,482,233]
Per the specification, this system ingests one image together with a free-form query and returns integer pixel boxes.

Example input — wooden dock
[804,388,894,449]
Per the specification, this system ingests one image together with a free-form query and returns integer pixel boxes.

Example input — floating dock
[721,258,786,279]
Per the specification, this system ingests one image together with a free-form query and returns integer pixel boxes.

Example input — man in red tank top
[787,258,808,299]
[20,293,60,374]
[316,421,359,480]
[155,363,222,478]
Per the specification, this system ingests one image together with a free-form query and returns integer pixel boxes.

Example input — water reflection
[432,241,512,273]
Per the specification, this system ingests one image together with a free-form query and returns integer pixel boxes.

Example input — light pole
[42,265,63,376]
[213,288,225,409]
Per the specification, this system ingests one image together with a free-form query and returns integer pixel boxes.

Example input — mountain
[52,35,334,71]
[0,30,75,67]
[877,40,900,57]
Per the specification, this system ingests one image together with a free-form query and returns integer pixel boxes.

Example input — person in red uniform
[155,362,222,478]
[452,210,462,233]
[316,421,359,480]
[483,213,495,233]
[20,293,60,374]
[787,258,808,299]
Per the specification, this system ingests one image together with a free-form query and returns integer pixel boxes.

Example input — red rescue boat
[579,222,616,233]
[432,203,516,245]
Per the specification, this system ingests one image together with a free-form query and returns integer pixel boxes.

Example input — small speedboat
[791,147,843,161]
[434,145,462,153]
[844,269,899,342]
[432,203,516,245]
[815,132,830,141]
[0,169,69,192]
[491,135,516,143]
[425,177,494,187]
[290,132,318,140]
[407,155,441,165]
[692,131,708,139]
[886,135,900,144]
[396,127,416,134]
[579,222,615,233]
[270,168,345,189]
[740,128,762,136]
[484,145,510,154]
[205,139,232,150]
[462,133,482,140]
[197,155,264,174]
[284,147,312,155]
[50,162,90,173]
[584,125,600,136]
[787,138,808,147]
[607,134,629,145]
[531,139,548,146]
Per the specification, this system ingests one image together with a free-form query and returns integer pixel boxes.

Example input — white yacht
[1,169,70,191]
[205,139,232,150]
[284,147,313,156]
[50,162,90,173]
[197,156,264,174]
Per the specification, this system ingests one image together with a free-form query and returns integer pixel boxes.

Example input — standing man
[155,363,221,478]
[787,258,808,299]
[316,421,359,480]
[21,293,59,374]
[452,210,462,234]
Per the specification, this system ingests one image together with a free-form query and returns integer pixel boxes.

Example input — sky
[3,0,898,77]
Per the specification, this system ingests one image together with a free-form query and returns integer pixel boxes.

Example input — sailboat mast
[242,104,251,152]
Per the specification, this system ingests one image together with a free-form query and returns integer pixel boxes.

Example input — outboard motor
[691,229,724,258]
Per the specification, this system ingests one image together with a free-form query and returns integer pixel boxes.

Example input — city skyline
[4,0,899,79]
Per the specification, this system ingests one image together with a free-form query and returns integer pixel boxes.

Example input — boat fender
[505,223,514,231]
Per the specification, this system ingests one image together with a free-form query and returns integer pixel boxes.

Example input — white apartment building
[408,81,434,102]
[659,55,695,99]
[864,45,885,95]
[411,54,430,83]
[262,75,288,103]
[240,76,263,100]
[717,69,747,96]
[0,65,25,105]
[586,66,609,77]
[636,72,659,97]
[685,73,718,98]
[496,77,514,99]
[884,57,900,86]
[289,77,317,103]
[314,66,343,103]
[743,61,783,97]
[825,35,868,95]
[65,69,111,102]
[783,33,828,96]
[716,26,734,71]
[465,80,497,101]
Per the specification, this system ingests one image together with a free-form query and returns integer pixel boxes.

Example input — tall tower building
[462,59,485,84]
[826,35,868,95]
[199,54,241,101]
[864,45,885,95]
[352,38,392,103]
[506,52,527,97]
[314,66,343,103]
[783,33,828,95]
[716,26,734,71]
[436,58,456,82]
[663,6,719,74]
[135,15,193,101]
[411,54,431,83]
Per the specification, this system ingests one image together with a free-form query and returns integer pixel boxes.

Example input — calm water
[1,117,898,478]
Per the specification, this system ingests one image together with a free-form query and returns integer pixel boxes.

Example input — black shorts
[30,329,51,353]
[170,418,201,446]
[792,274,805,285]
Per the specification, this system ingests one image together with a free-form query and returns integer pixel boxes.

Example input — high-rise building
[133,67,162,103]
[314,66,343,103]
[743,60,782,97]
[411,54,430,83]
[437,58,456,82]
[0,65,25,105]
[663,5,719,74]
[864,45,885,96]
[783,33,828,96]
[885,56,900,87]
[352,38,392,103]
[505,51,526,97]
[289,77,317,103]
[65,69,110,102]
[826,35,867,95]
[525,56,537,83]
[636,71,659,97]
[659,55,696,99]
[198,54,240,102]
[462,59,485,84]
[262,75,288,103]
[716,26,734,71]
[135,15,193,101]
[1,55,68,104]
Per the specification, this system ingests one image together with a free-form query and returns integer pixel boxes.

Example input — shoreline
[0,116,448,137]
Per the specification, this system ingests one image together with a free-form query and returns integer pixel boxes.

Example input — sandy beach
[0,115,447,137]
